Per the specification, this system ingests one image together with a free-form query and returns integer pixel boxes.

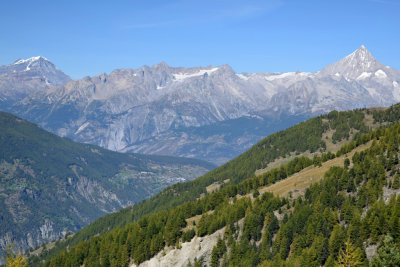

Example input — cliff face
[136,228,226,267]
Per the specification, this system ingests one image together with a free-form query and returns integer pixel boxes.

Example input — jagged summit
[344,45,377,68]
[8,56,60,74]
[152,61,170,69]
[13,56,49,65]
[1,56,66,77]
[319,45,384,79]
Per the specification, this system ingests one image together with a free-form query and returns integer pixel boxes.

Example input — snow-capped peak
[13,56,49,65]
[318,45,384,79]
[10,56,53,72]
[0,56,71,87]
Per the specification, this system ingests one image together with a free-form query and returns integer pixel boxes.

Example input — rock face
[136,228,225,267]
[5,46,400,164]
[0,111,214,261]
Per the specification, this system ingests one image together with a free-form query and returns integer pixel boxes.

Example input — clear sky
[0,0,398,79]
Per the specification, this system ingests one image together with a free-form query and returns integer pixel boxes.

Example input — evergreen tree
[337,239,363,267]
[329,225,345,259]
[392,174,400,189]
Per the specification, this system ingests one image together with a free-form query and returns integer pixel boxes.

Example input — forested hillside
[29,104,400,266]
[0,111,214,261]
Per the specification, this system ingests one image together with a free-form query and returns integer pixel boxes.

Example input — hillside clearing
[258,140,373,199]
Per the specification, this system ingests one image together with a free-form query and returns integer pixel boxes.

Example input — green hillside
[0,111,215,260]
[29,104,400,266]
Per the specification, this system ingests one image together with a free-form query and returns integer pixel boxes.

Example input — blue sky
[0,0,398,79]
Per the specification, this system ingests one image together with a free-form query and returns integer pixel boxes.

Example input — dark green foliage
[182,229,196,243]
[372,103,400,124]
[371,235,400,266]
[328,109,368,143]
[211,237,226,267]
[393,174,400,189]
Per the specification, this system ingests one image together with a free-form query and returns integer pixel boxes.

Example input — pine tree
[329,225,345,259]
[119,244,129,267]
[211,247,220,267]
[393,174,400,189]
[371,216,381,243]
[337,239,363,267]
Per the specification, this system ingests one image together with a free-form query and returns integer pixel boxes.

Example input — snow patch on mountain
[236,73,249,80]
[357,72,372,80]
[375,69,387,79]
[173,67,219,81]
[75,122,90,135]
[264,72,311,81]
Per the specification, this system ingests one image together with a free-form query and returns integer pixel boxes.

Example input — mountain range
[1,46,399,165]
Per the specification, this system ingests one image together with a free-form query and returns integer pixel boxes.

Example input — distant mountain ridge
[3,46,400,164]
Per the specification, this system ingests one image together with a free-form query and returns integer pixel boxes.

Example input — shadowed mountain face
[4,46,400,164]
[0,111,214,257]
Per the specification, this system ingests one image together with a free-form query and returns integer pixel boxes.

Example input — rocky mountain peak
[0,56,70,85]
[152,61,170,70]
[13,56,47,64]
[345,45,377,69]
[0,57,71,106]
[318,45,384,79]
[9,56,59,74]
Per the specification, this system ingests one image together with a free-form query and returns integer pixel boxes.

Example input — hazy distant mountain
[6,46,400,164]
[317,45,400,106]
[0,56,70,108]
[0,111,214,256]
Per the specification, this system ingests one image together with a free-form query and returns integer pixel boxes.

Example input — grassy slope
[259,140,373,198]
